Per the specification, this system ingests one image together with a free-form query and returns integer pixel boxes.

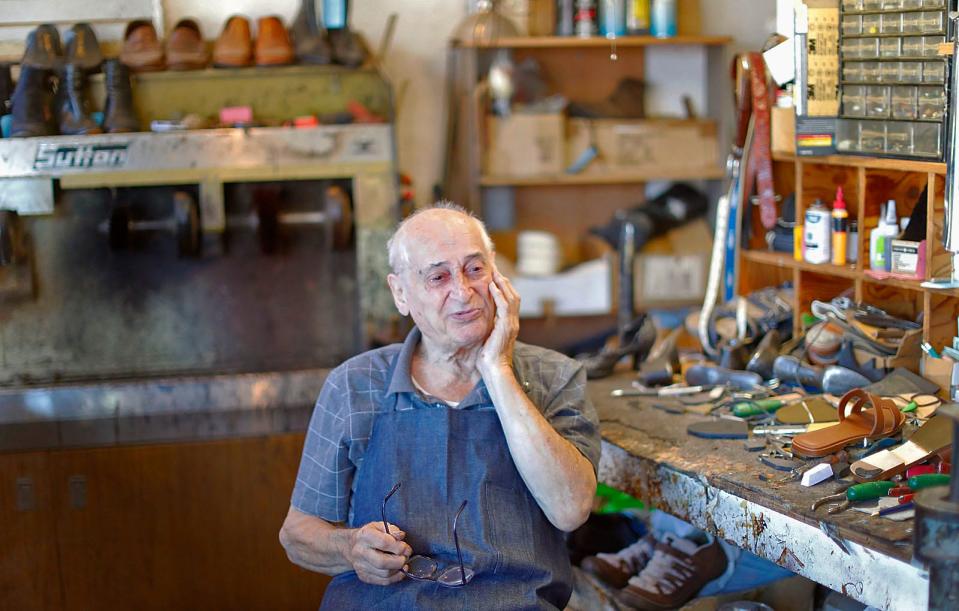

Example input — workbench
[590,372,928,611]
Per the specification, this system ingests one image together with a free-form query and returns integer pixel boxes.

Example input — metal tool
[611,384,707,398]
[812,481,896,514]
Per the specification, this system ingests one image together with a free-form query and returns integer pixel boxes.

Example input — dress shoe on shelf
[120,20,164,72]
[0,63,13,117]
[21,24,63,70]
[10,65,57,137]
[255,16,295,66]
[213,15,253,67]
[102,59,140,133]
[328,27,368,67]
[64,23,104,72]
[58,63,101,135]
[166,19,209,70]
[291,0,332,64]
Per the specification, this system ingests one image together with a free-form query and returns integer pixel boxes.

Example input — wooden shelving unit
[452,35,732,49]
[739,153,958,351]
[480,166,725,187]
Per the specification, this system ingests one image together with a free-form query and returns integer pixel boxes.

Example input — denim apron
[319,388,573,610]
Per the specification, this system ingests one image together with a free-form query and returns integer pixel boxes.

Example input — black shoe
[64,23,104,72]
[580,315,657,380]
[57,63,101,135]
[329,28,368,67]
[291,0,332,64]
[102,59,139,133]
[21,24,63,70]
[637,326,681,386]
[836,339,886,383]
[10,65,57,137]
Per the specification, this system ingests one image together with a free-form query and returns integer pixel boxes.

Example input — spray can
[575,0,598,37]
[650,0,677,38]
[599,0,627,37]
[627,0,651,34]
[804,199,832,264]
[831,187,849,266]
[557,0,575,36]
[848,220,859,263]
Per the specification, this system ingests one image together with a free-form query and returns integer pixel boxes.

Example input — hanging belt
[736,52,777,230]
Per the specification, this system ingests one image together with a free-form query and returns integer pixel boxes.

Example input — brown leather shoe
[213,15,252,67]
[120,20,164,72]
[166,19,209,70]
[254,16,294,66]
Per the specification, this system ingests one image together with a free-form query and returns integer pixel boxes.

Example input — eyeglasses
[382,482,475,587]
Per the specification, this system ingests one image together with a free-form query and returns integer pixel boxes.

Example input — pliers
[812,481,896,514]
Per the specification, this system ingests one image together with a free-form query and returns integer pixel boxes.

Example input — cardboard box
[566,118,719,178]
[633,218,713,309]
[771,107,796,155]
[484,113,564,177]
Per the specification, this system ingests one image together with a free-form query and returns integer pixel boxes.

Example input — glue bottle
[831,187,849,266]
[804,199,832,264]
[870,199,899,271]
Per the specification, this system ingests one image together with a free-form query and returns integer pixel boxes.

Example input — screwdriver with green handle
[732,393,804,417]
[811,481,897,514]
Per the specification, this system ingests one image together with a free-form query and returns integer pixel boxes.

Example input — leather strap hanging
[737,52,777,230]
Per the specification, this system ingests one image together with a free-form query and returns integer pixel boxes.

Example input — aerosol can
[804,199,832,264]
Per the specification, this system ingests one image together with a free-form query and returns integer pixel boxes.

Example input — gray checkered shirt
[291,327,600,523]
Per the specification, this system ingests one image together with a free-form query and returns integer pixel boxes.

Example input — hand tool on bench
[812,481,897,514]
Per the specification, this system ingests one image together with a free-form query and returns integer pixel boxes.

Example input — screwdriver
[812,481,897,514]
[733,398,788,417]
[907,473,951,490]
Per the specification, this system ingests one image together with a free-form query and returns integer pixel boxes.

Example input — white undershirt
[411,375,460,408]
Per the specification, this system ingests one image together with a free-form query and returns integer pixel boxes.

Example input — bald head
[387,202,494,275]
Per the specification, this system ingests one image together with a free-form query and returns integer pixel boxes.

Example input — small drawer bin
[837,119,861,152]
[901,11,922,33]
[844,85,867,116]
[891,86,918,119]
[902,0,922,6]
[922,61,945,82]
[886,122,913,154]
[863,14,882,34]
[842,0,864,8]
[922,0,944,7]
[880,37,900,57]
[843,15,862,35]
[863,0,883,7]
[922,36,945,56]
[918,86,945,119]
[843,63,864,82]
[861,122,886,152]
[866,85,891,117]
[861,61,882,81]
[842,39,863,59]
[920,11,943,33]
[900,61,923,81]
[913,122,941,156]
[881,13,901,34]
[902,36,923,56]
[880,62,900,82]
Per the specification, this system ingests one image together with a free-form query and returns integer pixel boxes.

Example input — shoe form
[10,65,57,137]
[64,23,104,72]
[120,20,165,72]
[57,63,101,135]
[329,27,368,67]
[213,15,253,67]
[255,16,295,66]
[21,24,63,70]
[582,315,657,380]
[637,327,682,387]
[166,19,209,70]
[746,329,781,380]
[291,0,333,64]
[102,59,140,133]
[581,534,656,589]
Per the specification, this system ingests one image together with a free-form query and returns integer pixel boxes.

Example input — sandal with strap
[792,389,905,458]
[850,414,952,482]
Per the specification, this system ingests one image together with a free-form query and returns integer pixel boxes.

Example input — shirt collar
[385,326,421,396]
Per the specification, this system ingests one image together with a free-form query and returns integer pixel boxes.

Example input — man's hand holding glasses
[345,520,412,585]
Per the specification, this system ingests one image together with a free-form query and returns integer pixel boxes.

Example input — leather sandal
[849,415,951,482]
[792,389,905,458]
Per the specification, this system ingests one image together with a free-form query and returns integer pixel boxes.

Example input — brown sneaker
[213,15,253,67]
[581,534,656,589]
[616,535,728,610]
[254,16,294,66]
[166,19,209,70]
[120,20,164,72]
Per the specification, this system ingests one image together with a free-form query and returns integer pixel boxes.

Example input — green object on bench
[596,482,645,514]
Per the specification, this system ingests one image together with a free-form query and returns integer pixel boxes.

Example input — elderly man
[279,203,600,609]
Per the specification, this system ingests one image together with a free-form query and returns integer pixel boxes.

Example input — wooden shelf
[741,250,860,280]
[480,167,725,186]
[772,151,945,175]
[453,35,732,49]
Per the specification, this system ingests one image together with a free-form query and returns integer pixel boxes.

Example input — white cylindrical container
[804,200,832,264]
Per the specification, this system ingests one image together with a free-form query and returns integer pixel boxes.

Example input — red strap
[740,52,777,230]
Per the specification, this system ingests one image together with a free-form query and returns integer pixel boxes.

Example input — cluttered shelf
[480,166,725,186]
[451,34,732,49]
[771,151,946,175]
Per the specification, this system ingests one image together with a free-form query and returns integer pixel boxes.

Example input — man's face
[388,213,495,351]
